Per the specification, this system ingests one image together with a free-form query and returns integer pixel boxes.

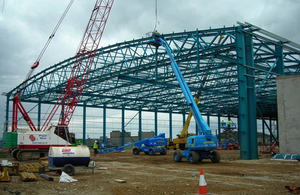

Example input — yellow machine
[168,92,201,150]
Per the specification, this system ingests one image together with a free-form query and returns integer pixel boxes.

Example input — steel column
[269,119,272,143]
[83,102,86,144]
[182,112,186,127]
[207,114,210,126]
[262,119,265,143]
[139,107,142,141]
[196,121,199,135]
[169,109,172,140]
[5,95,9,132]
[122,105,125,146]
[236,26,250,160]
[245,33,258,159]
[218,115,221,143]
[276,45,284,75]
[38,101,41,131]
[103,105,106,142]
[154,108,158,136]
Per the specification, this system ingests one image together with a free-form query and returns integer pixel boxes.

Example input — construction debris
[20,172,37,181]
[19,163,49,173]
[59,171,77,183]
[39,157,49,167]
[285,186,300,194]
[3,187,21,195]
[114,179,126,183]
[40,173,54,181]
[0,167,10,182]
[0,161,19,175]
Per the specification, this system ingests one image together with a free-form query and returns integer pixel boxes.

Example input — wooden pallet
[19,164,49,173]
[20,172,37,181]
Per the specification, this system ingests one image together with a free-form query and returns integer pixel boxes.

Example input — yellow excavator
[168,92,201,150]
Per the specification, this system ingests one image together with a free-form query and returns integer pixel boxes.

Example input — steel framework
[5,22,300,159]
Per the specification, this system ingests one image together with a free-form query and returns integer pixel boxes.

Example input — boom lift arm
[148,32,212,139]
[148,32,220,163]
[179,91,200,138]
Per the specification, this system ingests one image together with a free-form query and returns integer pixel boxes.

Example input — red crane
[12,0,114,132]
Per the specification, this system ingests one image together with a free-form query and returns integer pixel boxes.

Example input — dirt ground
[0,149,299,195]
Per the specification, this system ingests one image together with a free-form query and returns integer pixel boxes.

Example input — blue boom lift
[147,31,220,164]
[99,133,168,156]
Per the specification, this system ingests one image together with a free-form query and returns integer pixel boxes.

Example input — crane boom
[41,0,114,131]
[11,0,74,132]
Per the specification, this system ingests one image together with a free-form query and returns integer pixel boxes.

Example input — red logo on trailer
[62,149,71,153]
[29,135,35,141]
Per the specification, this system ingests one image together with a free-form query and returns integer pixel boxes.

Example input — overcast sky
[0,0,299,136]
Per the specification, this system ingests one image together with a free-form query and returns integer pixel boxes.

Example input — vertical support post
[155,47,158,81]
[139,107,142,141]
[276,45,284,75]
[275,45,283,144]
[236,26,250,160]
[5,94,9,132]
[61,103,65,123]
[103,105,106,142]
[276,120,279,145]
[196,121,199,135]
[262,119,265,144]
[82,102,86,145]
[218,114,221,143]
[237,27,258,160]
[207,114,210,126]
[245,33,258,160]
[154,108,158,136]
[269,119,272,143]
[196,28,200,71]
[182,112,186,127]
[37,101,41,131]
[122,105,125,146]
[169,109,172,140]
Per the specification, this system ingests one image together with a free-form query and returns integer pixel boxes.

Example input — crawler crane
[10,0,114,160]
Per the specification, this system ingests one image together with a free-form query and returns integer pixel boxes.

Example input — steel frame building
[4,22,300,159]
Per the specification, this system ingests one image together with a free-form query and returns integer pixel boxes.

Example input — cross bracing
[8,23,300,121]
[6,23,300,160]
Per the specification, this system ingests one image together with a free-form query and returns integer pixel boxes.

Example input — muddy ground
[0,149,299,195]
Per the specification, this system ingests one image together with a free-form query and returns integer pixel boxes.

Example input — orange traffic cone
[198,168,208,194]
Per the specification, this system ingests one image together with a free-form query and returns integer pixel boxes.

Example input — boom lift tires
[211,151,221,163]
[160,148,167,155]
[149,148,156,156]
[173,151,183,162]
[133,147,140,155]
[188,151,199,164]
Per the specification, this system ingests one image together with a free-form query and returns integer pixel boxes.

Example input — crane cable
[153,0,158,31]
[1,0,5,13]
[17,0,74,123]
[23,0,74,85]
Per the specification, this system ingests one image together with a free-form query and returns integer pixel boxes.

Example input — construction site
[1,0,300,194]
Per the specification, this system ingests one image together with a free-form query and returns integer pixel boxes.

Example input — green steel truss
[6,23,300,160]
[10,23,300,119]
